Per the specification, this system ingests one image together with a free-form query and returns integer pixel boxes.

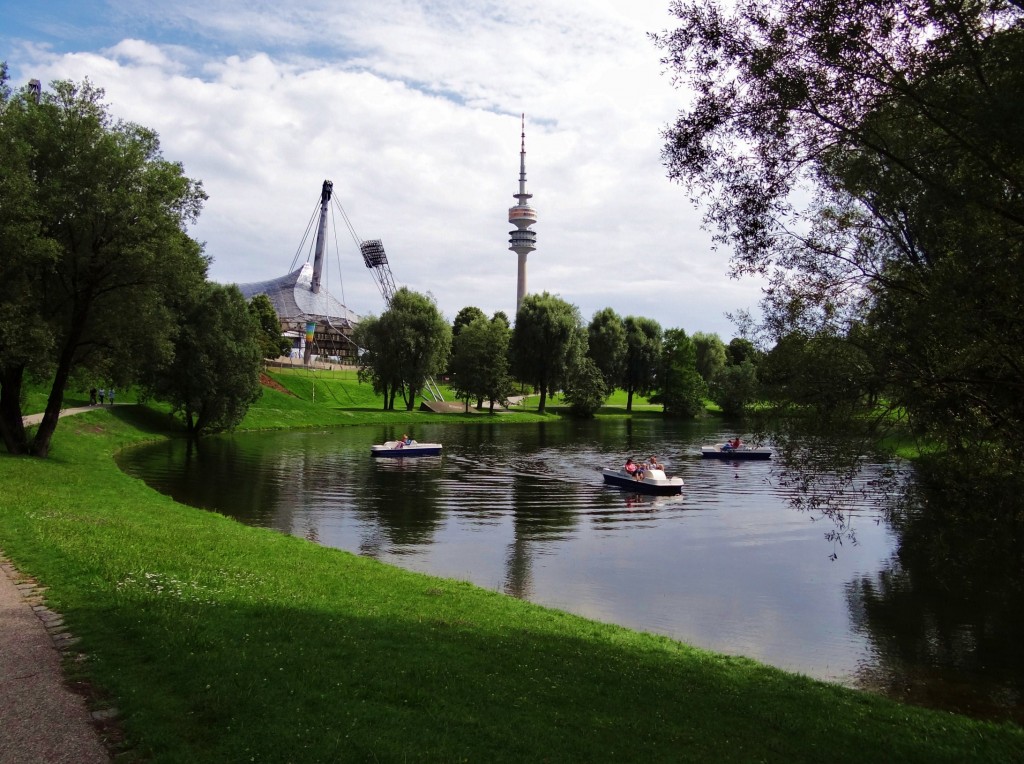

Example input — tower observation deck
[508,114,537,314]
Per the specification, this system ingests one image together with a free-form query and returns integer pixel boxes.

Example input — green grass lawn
[2,372,1011,761]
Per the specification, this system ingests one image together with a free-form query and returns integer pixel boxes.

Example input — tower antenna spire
[508,114,538,314]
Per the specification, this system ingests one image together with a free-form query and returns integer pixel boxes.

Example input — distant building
[235,181,360,364]
[236,261,359,363]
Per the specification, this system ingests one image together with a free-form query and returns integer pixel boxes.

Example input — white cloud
[6,0,766,337]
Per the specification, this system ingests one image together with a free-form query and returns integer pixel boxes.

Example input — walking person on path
[108,389,115,406]
[98,389,105,405]
[89,388,97,406]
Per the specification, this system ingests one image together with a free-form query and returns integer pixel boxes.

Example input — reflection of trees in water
[847,544,1024,723]
[767,424,908,559]
[503,459,582,600]
[766,422,1024,721]
[167,437,287,527]
[352,458,446,547]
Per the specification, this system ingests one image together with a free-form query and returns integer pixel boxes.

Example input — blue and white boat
[701,444,772,460]
[371,440,443,457]
[602,467,684,496]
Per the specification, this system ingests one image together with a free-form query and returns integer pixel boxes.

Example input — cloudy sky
[2,0,765,338]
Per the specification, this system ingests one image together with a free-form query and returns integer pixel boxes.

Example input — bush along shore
[1,386,1022,761]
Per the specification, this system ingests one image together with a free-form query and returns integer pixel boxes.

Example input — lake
[117,417,1023,723]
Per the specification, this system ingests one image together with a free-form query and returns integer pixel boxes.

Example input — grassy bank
[1,407,1022,761]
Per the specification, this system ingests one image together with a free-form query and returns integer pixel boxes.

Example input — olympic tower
[508,114,537,315]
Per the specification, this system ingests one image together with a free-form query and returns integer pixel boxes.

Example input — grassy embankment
[1,372,1017,761]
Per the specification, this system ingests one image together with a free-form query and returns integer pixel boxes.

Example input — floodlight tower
[508,114,537,315]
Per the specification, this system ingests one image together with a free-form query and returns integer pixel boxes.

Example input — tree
[449,315,514,413]
[712,361,760,418]
[248,294,291,360]
[451,306,486,339]
[650,328,706,418]
[144,283,263,437]
[450,305,491,409]
[655,1,1024,473]
[0,75,208,456]
[691,332,727,385]
[587,307,627,391]
[726,337,759,367]
[621,316,662,412]
[353,315,399,410]
[354,288,451,411]
[758,332,876,418]
[510,292,586,414]
[562,356,608,418]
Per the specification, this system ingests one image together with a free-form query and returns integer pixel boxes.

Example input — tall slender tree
[621,316,662,412]
[510,292,586,413]
[587,307,627,391]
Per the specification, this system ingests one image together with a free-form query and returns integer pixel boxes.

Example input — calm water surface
[118,418,1022,722]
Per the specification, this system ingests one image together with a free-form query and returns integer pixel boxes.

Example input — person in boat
[624,458,645,481]
[722,437,741,451]
[647,455,663,471]
[395,433,413,449]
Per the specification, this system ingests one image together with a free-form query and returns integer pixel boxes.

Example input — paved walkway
[4,404,115,761]
[0,554,110,762]
[20,404,111,428]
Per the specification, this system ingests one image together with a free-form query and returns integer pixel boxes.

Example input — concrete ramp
[420,400,470,413]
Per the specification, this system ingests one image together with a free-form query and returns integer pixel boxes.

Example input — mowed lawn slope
[1,406,1021,761]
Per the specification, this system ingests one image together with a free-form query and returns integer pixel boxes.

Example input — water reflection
[116,419,1023,723]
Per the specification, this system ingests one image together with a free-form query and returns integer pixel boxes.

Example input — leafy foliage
[586,307,627,390]
[562,356,608,418]
[712,360,760,418]
[448,315,514,412]
[692,331,727,384]
[248,294,291,360]
[354,288,451,411]
[0,74,208,456]
[143,283,263,436]
[510,292,586,413]
[650,328,705,417]
[621,316,662,412]
[655,1,1024,478]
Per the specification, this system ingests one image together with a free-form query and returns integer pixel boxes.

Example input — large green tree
[655,1,1024,472]
[562,356,608,418]
[355,288,451,411]
[711,361,760,418]
[0,74,208,456]
[691,332,727,385]
[586,307,627,391]
[510,292,586,413]
[449,314,514,413]
[650,328,706,418]
[621,316,662,412]
[451,306,486,339]
[144,283,263,437]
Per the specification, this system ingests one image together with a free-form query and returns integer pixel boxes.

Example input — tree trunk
[0,365,29,455]
[28,336,82,458]
[626,388,634,413]
[538,386,547,413]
